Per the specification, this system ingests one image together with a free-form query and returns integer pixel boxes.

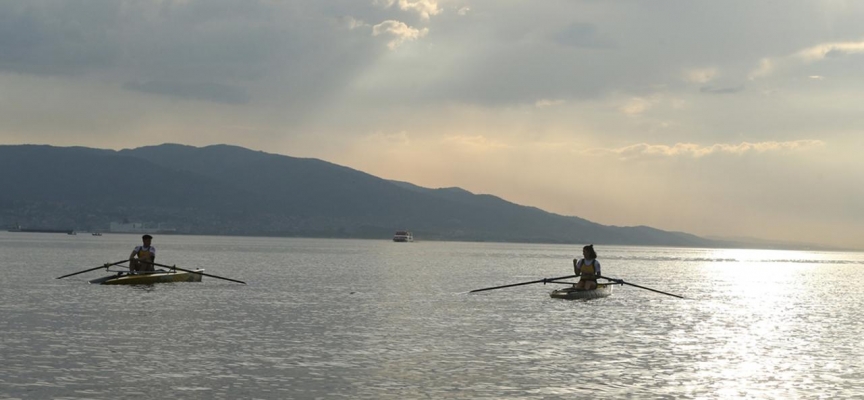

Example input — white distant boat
[393,231,414,242]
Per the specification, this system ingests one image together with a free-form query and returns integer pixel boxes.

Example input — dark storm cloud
[0,2,121,75]
[123,81,250,104]
[0,0,382,106]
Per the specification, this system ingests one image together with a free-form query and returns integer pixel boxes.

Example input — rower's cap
[142,234,153,240]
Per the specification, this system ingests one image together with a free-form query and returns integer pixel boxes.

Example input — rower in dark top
[573,244,601,290]
[129,234,156,274]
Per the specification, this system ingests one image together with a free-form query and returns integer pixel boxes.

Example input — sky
[1,0,863,249]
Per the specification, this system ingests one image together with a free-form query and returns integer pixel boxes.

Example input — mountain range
[0,143,735,247]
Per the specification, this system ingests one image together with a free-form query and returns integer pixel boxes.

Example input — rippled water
[1,232,863,399]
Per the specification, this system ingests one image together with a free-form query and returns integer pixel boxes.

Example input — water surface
[1,233,862,399]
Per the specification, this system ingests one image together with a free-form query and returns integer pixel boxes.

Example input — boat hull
[90,269,204,285]
[550,283,613,300]
[393,230,414,242]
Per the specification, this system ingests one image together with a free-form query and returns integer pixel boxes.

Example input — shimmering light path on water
[1,233,862,399]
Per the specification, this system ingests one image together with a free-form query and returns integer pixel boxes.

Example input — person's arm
[574,259,581,275]
[129,247,138,260]
[595,260,601,277]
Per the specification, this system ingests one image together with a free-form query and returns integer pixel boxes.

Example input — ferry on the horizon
[393,231,414,242]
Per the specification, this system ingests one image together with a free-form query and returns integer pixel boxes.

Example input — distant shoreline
[1,230,854,252]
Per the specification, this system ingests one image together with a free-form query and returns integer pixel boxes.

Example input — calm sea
[1,232,862,399]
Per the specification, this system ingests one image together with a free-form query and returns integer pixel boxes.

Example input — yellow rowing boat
[549,283,613,300]
[89,269,204,285]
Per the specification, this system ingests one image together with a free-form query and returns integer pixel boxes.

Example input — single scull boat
[89,268,204,285]
[549,283,614,300]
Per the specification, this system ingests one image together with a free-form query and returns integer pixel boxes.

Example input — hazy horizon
[2,1,863,249]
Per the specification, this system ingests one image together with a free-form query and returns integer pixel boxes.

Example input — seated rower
[129,234,156,274]
[573,244,601,290]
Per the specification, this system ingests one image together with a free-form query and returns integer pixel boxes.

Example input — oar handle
[56,259,128,279]
[545,280,579,285]
[138,260,247,285]
[470,274,578,293]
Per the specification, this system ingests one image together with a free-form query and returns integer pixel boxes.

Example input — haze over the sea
[1,1,862,249]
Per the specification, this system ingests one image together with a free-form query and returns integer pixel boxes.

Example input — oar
[599,276,684,299]
[470,275,578,293]
[140,260,247,285]
[56,259,129,279]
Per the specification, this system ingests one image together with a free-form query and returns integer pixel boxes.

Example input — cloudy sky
[2,0,863,249]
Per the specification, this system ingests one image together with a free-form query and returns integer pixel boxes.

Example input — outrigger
[56,259,246,285]
[470,274,683,300]
[88,267,205,285]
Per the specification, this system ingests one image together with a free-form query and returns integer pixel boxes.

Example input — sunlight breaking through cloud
[377,0,442,20]
[750,39,864,79]
[747,58,774,80]
[598,140,825,159]
[795,40,864,62]
[372,20,429,49]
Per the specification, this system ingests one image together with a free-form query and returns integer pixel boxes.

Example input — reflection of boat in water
[89,269,205,285]
[91,232,102,236]
[393,231,414,242]
[549,283,613,300]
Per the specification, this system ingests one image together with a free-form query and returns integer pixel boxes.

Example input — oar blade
[187,269,247,285]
